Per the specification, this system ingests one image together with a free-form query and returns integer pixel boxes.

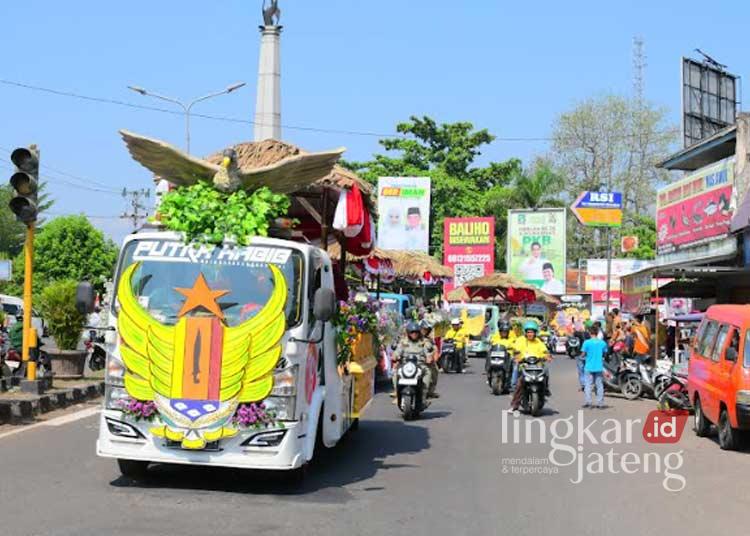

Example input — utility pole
[120,188,150,231]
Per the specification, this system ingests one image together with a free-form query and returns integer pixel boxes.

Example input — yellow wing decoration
[221,264,287,403]
[117,263,176,400]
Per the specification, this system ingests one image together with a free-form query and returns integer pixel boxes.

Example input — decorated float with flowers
[84,131,380,478]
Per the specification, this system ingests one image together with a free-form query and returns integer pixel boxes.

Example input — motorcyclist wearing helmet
[444,317,469,370]
[391,321,433,401]
[510,320,552,411]
[420,319,440,398]
[487,320,516,373]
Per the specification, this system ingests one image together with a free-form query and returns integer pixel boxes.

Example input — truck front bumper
[97,410,306,471]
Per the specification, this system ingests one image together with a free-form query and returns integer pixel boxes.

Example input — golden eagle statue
[117,262,288,449]
[120,129,345,193]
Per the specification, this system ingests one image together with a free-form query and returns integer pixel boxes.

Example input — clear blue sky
[1,0,748,243]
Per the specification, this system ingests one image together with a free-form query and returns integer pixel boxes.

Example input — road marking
[0,406,100,440]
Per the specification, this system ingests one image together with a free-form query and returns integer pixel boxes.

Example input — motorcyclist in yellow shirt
[444,318,469,372]
[486,320,515,373]
[510,320,552,411]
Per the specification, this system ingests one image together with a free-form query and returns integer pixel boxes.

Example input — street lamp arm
[127,86,187,111]
[186,83,246,113]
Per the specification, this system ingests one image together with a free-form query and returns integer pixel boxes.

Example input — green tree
[620,213,656,260]
[2,215,118,296]
[550,94,677,262]
[344,115,522,259]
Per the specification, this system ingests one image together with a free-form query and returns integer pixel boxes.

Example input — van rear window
[698,321,719,358]
[744,331,750,368]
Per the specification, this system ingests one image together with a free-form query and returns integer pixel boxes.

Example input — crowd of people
[388,304,659,414]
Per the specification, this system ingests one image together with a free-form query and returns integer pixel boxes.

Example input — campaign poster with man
[377,177,431,252]
[507,208,566,293]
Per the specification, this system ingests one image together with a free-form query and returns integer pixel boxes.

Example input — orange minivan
[688,305,750,450]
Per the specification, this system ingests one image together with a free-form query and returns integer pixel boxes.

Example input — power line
[0,78,563,142]
[0,160,122,196]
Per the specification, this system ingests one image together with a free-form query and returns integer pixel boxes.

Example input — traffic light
[9,145,39,224]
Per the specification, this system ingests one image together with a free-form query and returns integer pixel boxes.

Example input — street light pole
[127,82,246,154]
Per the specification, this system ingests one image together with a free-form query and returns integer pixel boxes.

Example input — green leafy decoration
[158,183,291,246]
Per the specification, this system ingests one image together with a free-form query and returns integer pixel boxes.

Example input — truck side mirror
[313,288,336,323]
[76,282,96,315]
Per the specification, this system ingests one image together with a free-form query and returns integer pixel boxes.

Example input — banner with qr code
[443,217,495,293]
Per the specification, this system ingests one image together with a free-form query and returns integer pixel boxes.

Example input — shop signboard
[656,157,735,255]
[443,217,495,293]
[507,208,566,294]
[377,177,431,252]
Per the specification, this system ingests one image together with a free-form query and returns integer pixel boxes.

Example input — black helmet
[406,321,421,333]
[498,320,511,332]
[419,319,432,331]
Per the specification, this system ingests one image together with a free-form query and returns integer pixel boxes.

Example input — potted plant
[39,279,88,379]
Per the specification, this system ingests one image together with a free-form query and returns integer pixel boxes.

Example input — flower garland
[233,402,280,429]
[119,398,159,421]
[332,291,380,365]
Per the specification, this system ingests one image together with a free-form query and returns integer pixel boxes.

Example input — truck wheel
[718,408,741,450]
[693,397,711,437]
[117,459,149,479]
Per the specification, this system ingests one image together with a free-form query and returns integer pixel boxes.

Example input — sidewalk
[0,374,104,424]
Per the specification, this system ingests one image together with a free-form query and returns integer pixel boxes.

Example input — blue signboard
[571,191,623,227]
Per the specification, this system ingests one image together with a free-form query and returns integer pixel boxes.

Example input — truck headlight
[265,365,298,420]
[106,355,125,387]
[737,390,750,405]
[105,384,131,410]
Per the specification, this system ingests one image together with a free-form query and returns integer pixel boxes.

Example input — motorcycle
[657,371,691,412]
[566,334,582,360]
[518,356,548,416]
[440,339,462,374]
[85,330,107,371]
[603,351,642,400]
[639,359,673,400]
[486,344,512,395]
[396,353,428,420]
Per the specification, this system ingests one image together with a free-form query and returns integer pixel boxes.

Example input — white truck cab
[95,231,363,476]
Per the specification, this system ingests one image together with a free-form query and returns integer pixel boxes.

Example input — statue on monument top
[262,0,281,26]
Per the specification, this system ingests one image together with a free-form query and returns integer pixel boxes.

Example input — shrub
[39,280,86,350]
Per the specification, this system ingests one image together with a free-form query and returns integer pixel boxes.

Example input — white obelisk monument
[254,1,282,141]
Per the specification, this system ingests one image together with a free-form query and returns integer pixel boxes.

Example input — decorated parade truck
[80,130,378,478]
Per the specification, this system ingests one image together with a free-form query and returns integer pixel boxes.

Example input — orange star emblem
[174,273,230,320]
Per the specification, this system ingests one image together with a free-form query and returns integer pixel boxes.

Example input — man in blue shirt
[581,325,607,408]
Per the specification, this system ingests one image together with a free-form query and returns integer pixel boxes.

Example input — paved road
[1,357,749,536]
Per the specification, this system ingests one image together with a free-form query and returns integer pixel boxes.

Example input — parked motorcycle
[85,330,107,371]
[566,334,582,360]
[396,353,428,420]
[603,351,642,400]
[487,344,512,395]
[518,356,548,416]
[640,359,673,400]
[657,371,691,412]
[440,339,462,374]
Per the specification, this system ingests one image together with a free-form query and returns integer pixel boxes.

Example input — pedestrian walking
[581,325,607,409]
[632,315,651,364]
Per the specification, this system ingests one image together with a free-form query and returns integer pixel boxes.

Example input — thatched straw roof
[205,139,375,210]
[447,271,560,305]
[327,244,453,278]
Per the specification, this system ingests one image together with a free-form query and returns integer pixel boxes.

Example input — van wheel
[117,459,149,479]
[718,408,741,450]
[693,397,711,437]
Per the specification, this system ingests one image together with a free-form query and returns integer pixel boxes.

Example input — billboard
[443,217,495,292]
[656,157,734,255]
[552,294,593,331]
[586,259,653,278]
[376,177,431,252]
[507,208,566,294]
[682,57,738,148]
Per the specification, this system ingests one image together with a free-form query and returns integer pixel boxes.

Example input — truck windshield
[113,240,304,328]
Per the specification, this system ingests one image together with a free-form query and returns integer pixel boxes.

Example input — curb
[0,381,105,425]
